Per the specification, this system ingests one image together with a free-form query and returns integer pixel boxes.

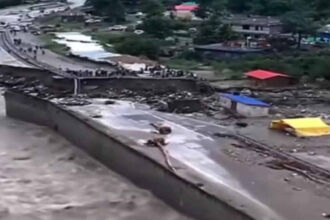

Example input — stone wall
[0,65,198,92]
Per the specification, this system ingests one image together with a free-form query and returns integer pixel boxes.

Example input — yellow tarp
[270,117,330,137]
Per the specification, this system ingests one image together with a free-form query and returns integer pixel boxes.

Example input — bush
[165,58,201,70]
[205,48,330,81]
[115,36,160,59]
[309,57,330,80]
[90,32,131,44]
[169,19,192,30]
[40,34,69,56]
[140,15,172,38]
[0,0,22,8]
[179,50,201,60]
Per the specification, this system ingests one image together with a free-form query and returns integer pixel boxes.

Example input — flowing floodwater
[0,90,192,220]
[68,0,87,8]
[54,32,149,71]
[54,32,120,62]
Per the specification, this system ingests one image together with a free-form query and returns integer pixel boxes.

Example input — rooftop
[195,43,268,53]
[220,93,271,107]
[174,2,199,11]
[225,14,282,26]
[246,69,290,80]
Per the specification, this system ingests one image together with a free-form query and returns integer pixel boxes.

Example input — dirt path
[0,91,191,220]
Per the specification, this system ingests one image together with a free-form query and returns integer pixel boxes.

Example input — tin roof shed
[220,93,270,107]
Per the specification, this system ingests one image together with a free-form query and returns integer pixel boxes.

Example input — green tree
[0,0,23,8]
[314,0,330,19]
[245,0,294,16]
[226,0,250,13]
[195,0,226,17]
[193,15,237,44]
[161,0,180,8]
[141,0,164,16]
[140,15,172,38]
[282,6,319,48]
[310,56,330,80]
[115,36,160,59]
[86,0,125,22]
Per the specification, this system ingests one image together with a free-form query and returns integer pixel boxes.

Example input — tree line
[86,0,330,18]
[85,0,330,57]
[0,0,23,8]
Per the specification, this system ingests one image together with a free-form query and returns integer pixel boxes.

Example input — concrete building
[225,15,283,38]
[245,69,294,87]
[219,93,270,117]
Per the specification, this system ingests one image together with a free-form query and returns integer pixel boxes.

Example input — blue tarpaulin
[220,93,270,107]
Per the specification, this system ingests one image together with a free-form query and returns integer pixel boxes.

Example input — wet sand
[0,91,191,220]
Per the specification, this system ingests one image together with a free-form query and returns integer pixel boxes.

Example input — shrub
[115,36,160,59]
[140,15,172,38]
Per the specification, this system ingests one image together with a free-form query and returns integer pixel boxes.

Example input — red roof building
[245,69,294,87]
[174,2,199,11]
[174,5,199,11]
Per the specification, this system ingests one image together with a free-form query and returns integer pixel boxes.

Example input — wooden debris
[145,137,175,172]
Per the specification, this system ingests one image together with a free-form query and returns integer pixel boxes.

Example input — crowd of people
[145,65,197,78]
[62,68,134,78]
[61,65,197,79]
[12,37,46,59]
[9,33,197,80]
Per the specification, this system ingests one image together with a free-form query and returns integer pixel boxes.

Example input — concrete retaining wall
[0,65,53,83]
[52,77,198,92]
[4,91,253,220]
[0,64,197,92]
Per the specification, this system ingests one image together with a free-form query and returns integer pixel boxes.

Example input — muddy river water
[0,90,190,220]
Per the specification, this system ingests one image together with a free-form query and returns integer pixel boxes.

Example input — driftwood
[150,123,172,135]
[145,137,175,172]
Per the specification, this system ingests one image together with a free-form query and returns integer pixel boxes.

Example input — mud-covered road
[0,90,190,220]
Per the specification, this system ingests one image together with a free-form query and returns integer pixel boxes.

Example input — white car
[135,12,144,17]
[108,25,127,31]
[0,22,7,27]
[134,30,144,35]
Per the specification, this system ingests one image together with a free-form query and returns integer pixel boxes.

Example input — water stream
[54,32,120,62]
[68,0,87,8]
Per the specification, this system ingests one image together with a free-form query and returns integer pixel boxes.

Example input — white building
[225,15,283,38]
[219,93,270,117]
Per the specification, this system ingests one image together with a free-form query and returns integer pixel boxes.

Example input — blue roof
[220,93,270,107]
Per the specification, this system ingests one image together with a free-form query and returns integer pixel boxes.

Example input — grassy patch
[211,62,242,79]
[88,31,132,44]
[41,17,85,32]
[164,58,202,70]
[40,34,69,56]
